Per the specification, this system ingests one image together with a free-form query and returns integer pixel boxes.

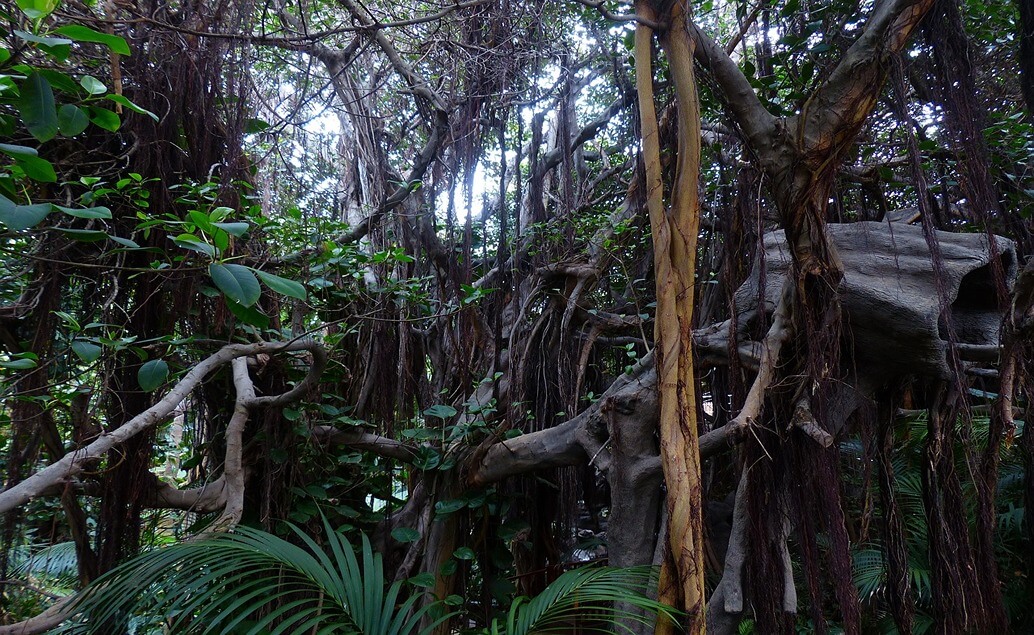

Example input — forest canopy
[1,0,1032,633]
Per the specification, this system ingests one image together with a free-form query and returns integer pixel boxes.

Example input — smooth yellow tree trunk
[634,1,706,632]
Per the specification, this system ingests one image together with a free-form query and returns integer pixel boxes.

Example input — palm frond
[59,522,444,635]
[852,548,886,604]
[498,565,678,635]
[14,541,79,584]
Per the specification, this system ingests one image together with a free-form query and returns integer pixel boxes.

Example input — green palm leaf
[59,521,446,635]
[496,566,678,635]
[61,523,674,635]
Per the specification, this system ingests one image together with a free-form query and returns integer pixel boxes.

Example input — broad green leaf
[137,359,169,392]
[38,69,79,94]
[391,527,420,543]
[408,572,436,588]
[434,499,466,517]
[87,106,120,131]
[424,404,458,419]
[439,559,458,575]
[211,228,229,252]
[0,358,37,370]
[55,204,112,219]
[209,206,234,222]
[15,0,58,19]
[210,263,261,307]
[224,297,269,329]
[57,104,89,136]
[0,195,50,230]
[71,340,103,363]
[80,75,107,95]
[13,30,71,47]
[53,25,131,55]
[453,547,476,560]
[0,144,37,157]
[253,269,306,300]
[213,221,249,236]
[57,228,108,242]
[109,235,141,249]
[188,210,216,234]
[15,155,57,182]
[18,71,58,142]
[106,94,158,121]
[171,233,215,257]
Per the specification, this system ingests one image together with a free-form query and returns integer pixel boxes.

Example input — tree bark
[634,2,706,630]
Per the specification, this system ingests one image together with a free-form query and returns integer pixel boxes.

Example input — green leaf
[188,210,216,234]
[109,235,141,249]
[209,206,234,222]
[18,72,58,142]
[439,559,458,576]
[224,297,269,329]
[80,75,107,95]
[13,30,71,48]
[38,69,79,94]
[0,358,37,370]
[244,118,270,133]
[87,106,120,131]
[53,311,80,331]
[453,547,476,560]
[105,94,158,121]
[53,25,131,55]
[171,233,215,257]
[408,572,436,588]
[57,228,109,242]
[71,340,103,363]
[391,527,420,543]
[57,104,89,136]
[0,144,38,158]
[15,0,58,19]
[55,204,112,219]
[210,263,261,307]
[0,195,50,230]
[213,221,249,236]
[137,359,169,391]
[424,404,458,420]
[14,155,57,182]
[434,499,466,517]
[253,269,307,300]
[211,228,229,252]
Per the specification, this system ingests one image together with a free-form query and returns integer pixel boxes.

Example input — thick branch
[0,597,75,635]
[0,340,324,515]
[468,418,588,486]
[687,20,776,149]
[797,0,935,159]
[310,426,422,462]
[209,357,256,529]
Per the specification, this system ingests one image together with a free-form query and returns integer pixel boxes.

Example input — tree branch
[0,340,325,515]
[687,19,776,150]
[310,426,422,462]
[796,0,935,159]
